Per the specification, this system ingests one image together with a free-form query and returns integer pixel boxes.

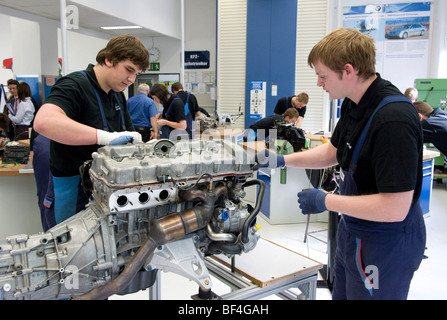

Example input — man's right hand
[254,149,285,168]
[96,130,143,146]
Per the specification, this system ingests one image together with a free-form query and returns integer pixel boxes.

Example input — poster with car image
[343,2,431,93]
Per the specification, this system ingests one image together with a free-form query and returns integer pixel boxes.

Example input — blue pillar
[245,0,298,128]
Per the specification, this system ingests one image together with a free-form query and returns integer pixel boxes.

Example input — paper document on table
[19,164,34,174]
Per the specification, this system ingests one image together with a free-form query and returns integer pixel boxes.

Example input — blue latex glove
[254,149,285,168]
[109,135,134,145]
[297,188,327,214]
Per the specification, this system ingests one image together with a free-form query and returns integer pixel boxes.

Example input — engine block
[0,139,264,300]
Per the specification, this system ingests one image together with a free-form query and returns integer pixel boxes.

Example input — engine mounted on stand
[0,138,264,300]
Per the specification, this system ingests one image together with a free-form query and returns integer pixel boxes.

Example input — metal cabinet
[420,158,434,215]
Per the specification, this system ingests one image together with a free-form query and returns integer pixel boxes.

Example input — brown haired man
[414,101,447,156]
[273,92,308,128]
[246,107,298,141]
[33,34,149,226]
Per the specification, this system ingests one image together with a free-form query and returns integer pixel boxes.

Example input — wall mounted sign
[185,51,210,69]
[249,81,266,120]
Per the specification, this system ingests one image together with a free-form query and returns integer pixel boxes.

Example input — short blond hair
[308,27,376,80]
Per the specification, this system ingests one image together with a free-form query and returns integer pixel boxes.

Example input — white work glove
[96,129,142,146]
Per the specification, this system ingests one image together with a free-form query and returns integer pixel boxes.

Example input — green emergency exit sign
[148,63,160,71]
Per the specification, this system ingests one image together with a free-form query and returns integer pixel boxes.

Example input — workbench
[422,149,440,214]
[0,162,33,176]
[206,238,322,300]
[148,237,322,300]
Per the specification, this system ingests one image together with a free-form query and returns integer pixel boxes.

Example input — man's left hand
[297,188,328,214]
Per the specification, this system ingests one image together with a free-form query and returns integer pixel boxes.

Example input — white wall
[185,0,216,72]
[0,14,42,79]
[430,0,447,78]
[40,21,59,76]
[11,17,41,75]
[57,30,109,74]
[141,36,182,74]
[0,13,14,85]
[0,13,12,64]
[72,0,182,39]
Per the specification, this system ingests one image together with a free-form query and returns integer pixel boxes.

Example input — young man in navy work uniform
[256,27,426,300]
[149,83,187,139]
[34,34,149,226]
[245,108,298,141]
[413,101,447,158]
[171,82,200,119]
[273,92,308,128]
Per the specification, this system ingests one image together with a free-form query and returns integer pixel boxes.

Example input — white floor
[408,181,447,300]
[110,180,447,301]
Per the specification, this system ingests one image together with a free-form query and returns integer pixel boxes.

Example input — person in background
[413,101,447,157]
[198,106,210,117]
[19,84,52,231]
[31,133,53,231]
[3,79,19,140]
[150,83,187,139]
[170,82,194,138]
[256,27,425,300]
[273,92,308,128]
[33,34,148,226]
[8,82,35,141]
[404,87,418,102]
[171,82,200,119]
[5,79,18,103]
[245,107,299,141]
[127,83,159,142]
[0,113,10,144]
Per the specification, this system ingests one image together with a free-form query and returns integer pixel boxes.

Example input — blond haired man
[256,28,425,300]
